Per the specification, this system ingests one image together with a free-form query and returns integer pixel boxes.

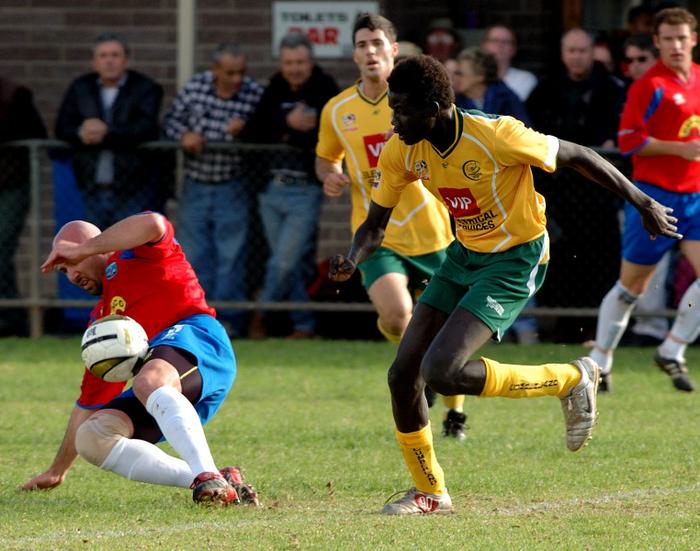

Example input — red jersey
[617,60,700,193]
[78,215,215,408]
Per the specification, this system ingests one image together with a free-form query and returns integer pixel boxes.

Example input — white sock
[659,279,700,361]
[593,281,639,372]
[145,385,218,476]
[100,437,194,487]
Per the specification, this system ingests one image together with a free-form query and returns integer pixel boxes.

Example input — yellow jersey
[374,107,558,260]
[316,83,453,256]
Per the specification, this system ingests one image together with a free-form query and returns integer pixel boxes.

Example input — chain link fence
[0,140,678,340]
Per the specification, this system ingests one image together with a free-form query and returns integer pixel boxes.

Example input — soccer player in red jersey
[591,7,700,392]
[20,212,259,506]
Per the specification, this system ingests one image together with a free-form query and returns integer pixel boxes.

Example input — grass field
[1,337,698,550]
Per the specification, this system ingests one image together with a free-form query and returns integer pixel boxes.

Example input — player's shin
[591,281,639,371]
[145,385,218,476]
[480,357,581,399]
[395,423,446,494]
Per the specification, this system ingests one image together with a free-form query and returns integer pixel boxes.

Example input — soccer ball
[81,314,150,382]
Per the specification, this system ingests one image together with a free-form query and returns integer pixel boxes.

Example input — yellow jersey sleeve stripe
[544,135,559,171]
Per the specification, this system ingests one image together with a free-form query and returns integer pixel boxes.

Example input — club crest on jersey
[110,295,126,315]
[438,187,481,217]
[371,169,381,188]
[363,134,386,168]
[105,261,118,280]
[673,93,686,106]
[462,160,481,181]
[342,113,358,131]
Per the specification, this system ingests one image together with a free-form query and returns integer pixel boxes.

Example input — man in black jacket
[55,33,163,229]
[243,33,339,339]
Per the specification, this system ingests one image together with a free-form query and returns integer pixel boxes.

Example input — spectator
[163,43,264,338]
[480,23,538,102]
[0,77,47,335]
[242,33,339,339]
[594,39,618,75]
[423,18,461,63]
[55,32,163,230]
[590,7,700,393]
[527,28,625,148]
[526,29,627,338]
[454,47,530,125]
[622,32,658,82]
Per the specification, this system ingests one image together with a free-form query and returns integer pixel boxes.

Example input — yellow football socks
[377,319,402,345]
[442,394,465,412]
[480,357,581,399]
[395,423,446,494]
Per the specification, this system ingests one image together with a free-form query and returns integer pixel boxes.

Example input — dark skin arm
[328,201,393,281]
[556,140,681,240]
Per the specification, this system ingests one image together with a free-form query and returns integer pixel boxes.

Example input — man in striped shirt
[164,43,264,338]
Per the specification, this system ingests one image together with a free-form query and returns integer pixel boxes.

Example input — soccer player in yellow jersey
[315,14,468,439]
[330,55,681,515]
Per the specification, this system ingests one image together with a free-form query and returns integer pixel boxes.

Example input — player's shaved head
[54,220,101,246]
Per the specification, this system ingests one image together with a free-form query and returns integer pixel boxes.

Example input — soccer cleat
[441,409,467,441]
[191,471,239,506]
[653,352,695,392]
[381,488,453,515]
[598,372,612,393]
[220,466,261,507]
[561,357,600,452]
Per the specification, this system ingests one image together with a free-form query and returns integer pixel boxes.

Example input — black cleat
[599,372,613,393]
[441,409,467,441]
[654,352,695,392]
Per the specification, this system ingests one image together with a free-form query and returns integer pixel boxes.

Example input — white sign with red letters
[272,2,379,58]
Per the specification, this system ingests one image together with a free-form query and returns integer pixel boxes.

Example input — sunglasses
[625,55,651,63]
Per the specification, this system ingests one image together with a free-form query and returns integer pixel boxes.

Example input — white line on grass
[490,483,700,515]
[13,483,700,546]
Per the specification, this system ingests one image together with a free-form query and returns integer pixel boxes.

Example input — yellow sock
[396,423,446,494]
[480,357,581,399]
[377,319,402,344]
[442,394,465,412]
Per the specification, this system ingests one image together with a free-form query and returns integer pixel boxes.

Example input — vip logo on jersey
[110,295,126,315]
[438,187,481,217]
[673,93,686,106]
[462,160,481,181]
[105,261,118,280]
[342,113,358,130]
[679,115,700,138]
[363,134,386,168]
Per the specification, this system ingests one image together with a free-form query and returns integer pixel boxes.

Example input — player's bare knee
[75,411,133,467]
[421,353,460,395]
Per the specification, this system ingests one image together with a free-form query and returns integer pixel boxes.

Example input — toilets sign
[273,2,379,58]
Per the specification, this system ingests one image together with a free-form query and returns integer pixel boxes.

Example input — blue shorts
[622,182,700,265]
[116,314,236,429]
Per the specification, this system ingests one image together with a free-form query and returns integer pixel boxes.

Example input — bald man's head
[561,28,595,80]
[54,220,101,247]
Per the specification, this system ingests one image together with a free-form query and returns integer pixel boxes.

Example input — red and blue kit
[78,215,215,408]
[618,61,700,193]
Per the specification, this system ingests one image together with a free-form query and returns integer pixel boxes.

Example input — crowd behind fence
[0,139,680,339]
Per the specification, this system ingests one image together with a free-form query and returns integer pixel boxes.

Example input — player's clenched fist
[328,254,356,282]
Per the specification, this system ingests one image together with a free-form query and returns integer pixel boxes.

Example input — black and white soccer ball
[81,314,149,382]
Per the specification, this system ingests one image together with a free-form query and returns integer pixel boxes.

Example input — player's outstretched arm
[19,406,92,491]
[329,201,393,282]
[556,140,682,240]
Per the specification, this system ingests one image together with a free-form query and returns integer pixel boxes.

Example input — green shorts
[419,235,548,340]
[358,246,447,293]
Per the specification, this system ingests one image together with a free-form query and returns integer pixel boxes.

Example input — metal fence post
[28,141,43,338]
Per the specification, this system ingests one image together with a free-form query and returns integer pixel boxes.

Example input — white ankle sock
[100,437,194,487]
[593,281,639,372]
[145,385,218,476]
